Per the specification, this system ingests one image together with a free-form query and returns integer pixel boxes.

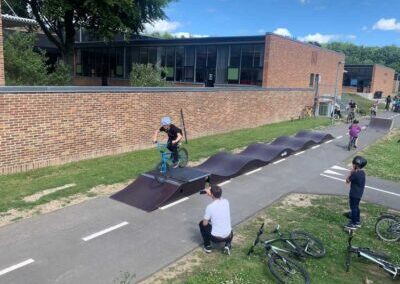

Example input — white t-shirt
[204,198,232,238]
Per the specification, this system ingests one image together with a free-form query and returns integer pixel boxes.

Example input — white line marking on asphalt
[320,174,400,198]
[324,140,333,144]
[331,165,350,171]
[159,197,189,210]
[311,145,320,149]
[82,222,129,241]
[336,135,343,139]
[245,168,262,175]
[294,151,305,156]
[323,169,344,176]
[218,180,231,186]
[273,158,286,165]
[0,259,34,276]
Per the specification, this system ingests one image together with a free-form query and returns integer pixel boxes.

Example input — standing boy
[344,156,367,230]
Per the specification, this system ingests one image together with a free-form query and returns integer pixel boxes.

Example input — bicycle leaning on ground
[154,142,188,183]
[375,212,400,242]
[345,229,400,279]
[247,223,326,284]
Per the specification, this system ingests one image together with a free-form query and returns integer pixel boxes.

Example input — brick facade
[0,88,313,174]
[371,64,396,96]
[0,3,5,86]
[263,34,345,95]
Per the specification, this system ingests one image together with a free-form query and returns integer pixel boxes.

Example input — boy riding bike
[348,119,361,148]
[153,116,183,168]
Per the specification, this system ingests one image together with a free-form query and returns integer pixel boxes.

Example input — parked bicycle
[375,212,400,242]
[247,223,326,284]
[345,229,400,279]
[154,142,188,183]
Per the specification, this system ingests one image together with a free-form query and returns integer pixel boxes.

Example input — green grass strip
[165,195,400,284]
[359,130,400,182]
[0,118,330,213]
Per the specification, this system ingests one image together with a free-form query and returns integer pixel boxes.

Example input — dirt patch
[278,193,320,208]
[0,180,132,228]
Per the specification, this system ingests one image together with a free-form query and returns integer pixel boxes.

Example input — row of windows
[75,44,264,85]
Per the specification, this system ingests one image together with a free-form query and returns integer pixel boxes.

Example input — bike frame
[347,231,400,278]
[156,142,171,174]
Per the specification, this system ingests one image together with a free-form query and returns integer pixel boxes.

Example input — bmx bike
[375,212,400,242]
[345,229,400,279]
[247,223,326,284]
[154,142,188,184]
[347,110,355,124]
[347,136,357,151]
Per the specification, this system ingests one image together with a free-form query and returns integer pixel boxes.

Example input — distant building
[343,64,396,98]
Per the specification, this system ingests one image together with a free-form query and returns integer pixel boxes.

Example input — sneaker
[224,243,232,256]
[354,222,362,228]
[344,222,358,230]
[172,162,179,169]
[203,245,212,253]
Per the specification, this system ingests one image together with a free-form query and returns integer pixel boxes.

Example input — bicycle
[300,106,314,119]
[346,109,355,123]
[345,229,400,279]
[375,213,400,242]
[347,136,357,151]
[154,142,188,183]
[247,223,326,284]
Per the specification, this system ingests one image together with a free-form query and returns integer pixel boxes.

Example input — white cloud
[144,20,181,34]
[372,18,400,31]
[346,34,357,40]
[362,26,368,31]
[273,28,292,37]
[299,0,309,4]
[298,33,337,44]
[257,29,266,34]
[173,32,209,38]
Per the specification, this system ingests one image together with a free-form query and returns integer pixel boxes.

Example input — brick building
[343,64,396,98]
[73,33,344,93]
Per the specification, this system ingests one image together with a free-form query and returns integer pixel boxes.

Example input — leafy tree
[130,63,169,87]
[18,0,173,64]
[325,42,400,73]
[4,32,72,85]
[148,31,175,39]
[1,0,30,18]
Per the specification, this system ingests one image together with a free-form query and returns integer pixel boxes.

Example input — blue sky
[143,0,400,46]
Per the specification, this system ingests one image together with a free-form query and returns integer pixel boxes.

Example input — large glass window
[196,46,207,83]
[165,47,175,81]
[175,46,184,82]
[184,46,195,82]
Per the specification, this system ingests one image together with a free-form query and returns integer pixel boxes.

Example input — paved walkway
[0,112,399,284]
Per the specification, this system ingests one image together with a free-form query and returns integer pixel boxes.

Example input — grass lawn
[158,195,400,284]
[342,93,385,115]
[359,130,400,182]
[0,118,330,213]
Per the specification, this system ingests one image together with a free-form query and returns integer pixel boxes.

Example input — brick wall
[0,88,313,174]
[263,34,345,95]
[0,3,5,86]
[371,64,396,96]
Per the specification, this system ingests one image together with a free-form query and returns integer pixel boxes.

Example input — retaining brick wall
[0,3,5,86]
[0,88,313,174]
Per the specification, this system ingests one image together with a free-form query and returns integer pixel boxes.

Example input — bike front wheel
[290,231,326,258]
[154,162,168,184]
[178,147,189,167]
[267,253,310,284]
[375,216,400,242]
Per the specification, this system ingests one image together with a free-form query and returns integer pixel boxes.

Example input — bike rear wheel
[290,231,326,258]
[178,147,189,167]
[267,253,310,284]
[375,216,400,242]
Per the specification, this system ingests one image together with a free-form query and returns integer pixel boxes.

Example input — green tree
[19,0,173,64]
[130,63,169,87]
[325,42,400,73]
[4,32,72,85]
[148,31,175,39]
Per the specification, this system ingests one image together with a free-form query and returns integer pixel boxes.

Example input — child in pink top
[348,120,361,147]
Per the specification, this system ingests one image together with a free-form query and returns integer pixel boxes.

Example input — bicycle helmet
[160,116,171,126]
[352,156,367,169]
[353,119,359,124]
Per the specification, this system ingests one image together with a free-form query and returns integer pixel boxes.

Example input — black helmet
[352,156,367,169]
[353,119,359,124]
